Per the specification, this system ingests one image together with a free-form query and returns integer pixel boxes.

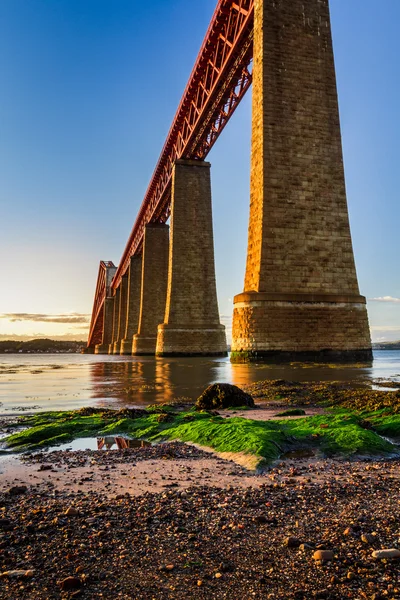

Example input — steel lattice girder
[114,0,254,287]
[88,0,254,347]
[88,261,116,347]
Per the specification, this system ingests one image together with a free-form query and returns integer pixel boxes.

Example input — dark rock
[0,519,13,531]
[285,536,301,548]
[219,561,235,573]
[8,486,27,496]
[195,383,254,410]
[59,576,82,591]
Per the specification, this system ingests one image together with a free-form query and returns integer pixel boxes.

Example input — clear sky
[0,0,399,343]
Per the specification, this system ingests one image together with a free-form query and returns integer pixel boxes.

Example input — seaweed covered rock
[75,407,148,419]
[195,383,254,410]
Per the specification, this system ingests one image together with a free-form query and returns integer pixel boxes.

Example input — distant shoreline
[0,339,84,354]
[0,338,399,354]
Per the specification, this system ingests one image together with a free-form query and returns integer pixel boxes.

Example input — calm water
[0,351,399,415]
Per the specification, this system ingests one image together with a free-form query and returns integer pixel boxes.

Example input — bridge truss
[88,0,254,347]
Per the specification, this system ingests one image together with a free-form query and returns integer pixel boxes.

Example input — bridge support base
[156,160,227,357]
[95,344,110,354]
[157,325,227,357]
[132,224,169,356]
[231,293,372,363]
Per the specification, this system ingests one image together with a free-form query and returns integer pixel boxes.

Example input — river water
[0,351,399,415]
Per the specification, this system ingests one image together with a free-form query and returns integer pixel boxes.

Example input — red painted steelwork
[114,0,254,287]
[88,261,116,347]
[88,0,254,347]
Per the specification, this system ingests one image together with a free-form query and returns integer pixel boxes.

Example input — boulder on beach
[195,383,255,410]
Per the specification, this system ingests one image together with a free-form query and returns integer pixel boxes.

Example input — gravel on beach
[0,443,399,599]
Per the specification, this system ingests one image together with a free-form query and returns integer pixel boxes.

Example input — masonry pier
[95,298,115,354]
[132,224,169,355]
[112,275,128,355]
[231,0,372,362]
[108,287,120,354]
[156,160,227,356]
[120,256,142,355]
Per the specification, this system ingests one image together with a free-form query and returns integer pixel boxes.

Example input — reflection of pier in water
[97,436,151,450]
[88,356,374,410]
[89,356,231,408]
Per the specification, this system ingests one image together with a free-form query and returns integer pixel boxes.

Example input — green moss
[275,408,306,417]
[367,414,400,438]
[4,406,398,464]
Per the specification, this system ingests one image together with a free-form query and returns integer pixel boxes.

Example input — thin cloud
[0,313,90,324]
[369,296,400,303]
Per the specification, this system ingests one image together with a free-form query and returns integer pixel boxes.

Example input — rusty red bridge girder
[88,0,254,347]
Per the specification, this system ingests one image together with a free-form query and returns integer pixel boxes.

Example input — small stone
[313,550,334,562]
[299,543,314,551]
[255,515,268,524]
[313,591,329,599]
[343,527,353,536]
[197,580,203,587]
[285,536,301,548]
[372,549,400,560]
[215,572,222,579]
[0,519,12,531]
[1,570,35,578]
[65,507,80,517]
[361,533,375,545]
[8,485,27,496]
[346,571,356,580]
[59,576,82,591]
[165,564,175,571]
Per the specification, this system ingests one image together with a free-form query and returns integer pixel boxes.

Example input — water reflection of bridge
[88,356,374,410]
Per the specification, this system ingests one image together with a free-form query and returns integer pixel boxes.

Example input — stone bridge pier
[132,224,170,355]
[156,159,227,356]
[231,0,372,362]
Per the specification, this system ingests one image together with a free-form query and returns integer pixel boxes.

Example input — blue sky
[0,0,399,342]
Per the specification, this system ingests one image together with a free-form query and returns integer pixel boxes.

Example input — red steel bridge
[88,0,254,347]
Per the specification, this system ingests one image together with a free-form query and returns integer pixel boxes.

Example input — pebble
[65,506,80,516]
[8,485,27,495]
[59,576,82,591]
[313,550,333,562]
[0,570,35,578]
[285,536,301,548]
[372,549,400,559]
[361,533,375,544]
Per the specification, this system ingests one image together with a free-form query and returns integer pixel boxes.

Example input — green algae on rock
[3,406,399,466]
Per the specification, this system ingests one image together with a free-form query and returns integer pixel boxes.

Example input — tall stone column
[132,224,169,355]
[232,0,372,362]
[121,255,142,355]
[108,287,120,354]
[156,159,227,356]
[95,297,115,354]
[112,275,129,355]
